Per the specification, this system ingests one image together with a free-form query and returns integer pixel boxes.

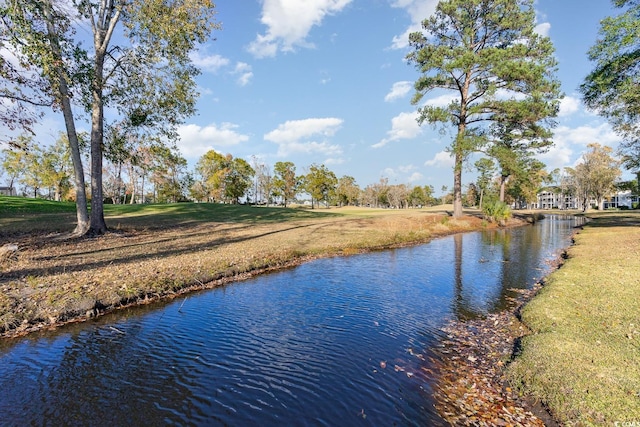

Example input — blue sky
[8,0,629,194]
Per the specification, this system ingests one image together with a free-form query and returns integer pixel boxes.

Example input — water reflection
[0,216,583,426]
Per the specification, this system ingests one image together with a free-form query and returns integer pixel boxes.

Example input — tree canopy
[581,0,640,168]
[1,0,220,235]
[303,164,337,209]
[568,143,622,211]
[407,0,561,218]
[273,161,298,208]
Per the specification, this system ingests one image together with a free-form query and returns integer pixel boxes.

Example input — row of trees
[2,142,443,208]
[1,132,195,204]
[192,156,440,209]
[5,129,629,212]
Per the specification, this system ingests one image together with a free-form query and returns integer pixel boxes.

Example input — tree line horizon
[1,133,631,214]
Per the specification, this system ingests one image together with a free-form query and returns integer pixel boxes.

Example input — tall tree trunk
[453,150,463,218]
[499,175,508,203]
[43,0,89,235]
[453,71,471,219]
[87,1,120,234]
[129,163,136,204]
[141,172,145,204]
[89,52,108,234]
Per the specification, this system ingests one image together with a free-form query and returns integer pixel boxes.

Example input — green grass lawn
[508,211,640,425]
[0,196,461,236]
[0,196,345,235]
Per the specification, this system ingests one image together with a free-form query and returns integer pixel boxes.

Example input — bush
[482,200,511,225]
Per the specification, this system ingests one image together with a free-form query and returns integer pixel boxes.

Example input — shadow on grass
[0,198,342,239]
[583,212,640,228]
[1,221,322,280]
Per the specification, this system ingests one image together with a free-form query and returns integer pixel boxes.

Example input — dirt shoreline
[428,242,576,426]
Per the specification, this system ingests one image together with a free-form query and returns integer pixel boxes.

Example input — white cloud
[373,111,422,148]
[399,164,417,173]
[264,117,344,157]
[534,22,551,37]
[265,117,343,143]
[198,86,214,96]
[384,81,412,102]
[389,0,439,49]
[539,122,621,170]
[425,150,454,168]
[384,168,399,179]
[553,123,620,147]
[325,157,344,165]
[275,140,343,157]
[190,52,230,73]
[233,62,253,86]
[558,95,581,117]
[247,0,354,58]
[495,88,527,101]
[425,93,457,108]
[177,122,249,158]
[380,166,422,183]
[407,172,424,182]
[538,141,573,170]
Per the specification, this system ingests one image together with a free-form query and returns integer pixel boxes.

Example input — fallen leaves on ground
[428,286,549,426]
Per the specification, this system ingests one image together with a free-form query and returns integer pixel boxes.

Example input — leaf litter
[426,284,554,426]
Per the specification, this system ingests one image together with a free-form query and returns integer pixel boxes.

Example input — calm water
[0,216,584,426]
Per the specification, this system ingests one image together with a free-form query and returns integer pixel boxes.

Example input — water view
[0,216,584,426]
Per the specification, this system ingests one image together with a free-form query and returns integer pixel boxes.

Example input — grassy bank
[0,196,503,338]
[508,211,640,425]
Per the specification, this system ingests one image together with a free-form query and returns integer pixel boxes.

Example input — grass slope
[0,196,490,338]
[508,212,640,425]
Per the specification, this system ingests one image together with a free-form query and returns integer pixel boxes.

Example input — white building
[603,190,639,209]
[535,189,638,210]
[535,190,579,210]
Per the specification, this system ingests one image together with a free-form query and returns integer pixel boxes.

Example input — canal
[0,215,583,426]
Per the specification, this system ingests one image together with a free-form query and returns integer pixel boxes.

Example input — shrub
[482,200,511,225]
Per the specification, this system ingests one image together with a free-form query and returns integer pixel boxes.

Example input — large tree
[1,0,219,235]
[407,0,561,218]
[223,157,254,204]
[273,161,298,208]
[195,151,254,204]
[336,175,360,207]
[2,0,91,232]
[303,164,338,209]
[570,143,622,211]
[581,0,640,168]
